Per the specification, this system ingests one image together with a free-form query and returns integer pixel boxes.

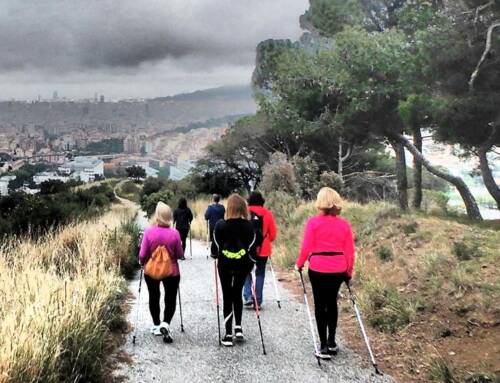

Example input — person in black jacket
[211,194,259,347]
[173,197,193,253]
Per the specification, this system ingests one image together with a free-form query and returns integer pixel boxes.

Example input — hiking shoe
[328,341,339,355]
[160,322,173,343]
[315,346,332,360]
[151,325,162,336]
[243,300,253,307]
[234,326,244,341]
[221,334,233,347]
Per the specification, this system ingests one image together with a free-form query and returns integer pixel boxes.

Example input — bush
[293,155,319,199]
[140,189,175,217]
[376,245,394,262]
[452,240,484,261]
[260,152,298,195]
[401,220,419,235]
[318,171,344,194]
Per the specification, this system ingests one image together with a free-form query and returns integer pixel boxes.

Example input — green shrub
[452,240,484,261]
[401,220,418,235]
[376,245,394,262]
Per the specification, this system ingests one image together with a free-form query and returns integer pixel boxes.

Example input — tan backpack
[144,245,173,280]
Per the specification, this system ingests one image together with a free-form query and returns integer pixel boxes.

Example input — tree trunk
[390,140,409,211]
[478,141,500,210]
[412,128,423,209]
[395,134,483,220]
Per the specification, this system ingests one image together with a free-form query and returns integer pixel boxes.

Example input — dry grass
[189,198,227,240]
[0,203,138,383]
[266,192,500,382]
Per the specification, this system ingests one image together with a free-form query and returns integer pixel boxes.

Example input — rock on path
[116,238,393,383]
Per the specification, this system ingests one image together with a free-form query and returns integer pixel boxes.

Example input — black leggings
[308,269,345,347]
[177,227,189,252]
[144,274,180,326]
[218,267,250,335]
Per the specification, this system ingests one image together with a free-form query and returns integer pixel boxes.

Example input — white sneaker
[160,322,173,343]
[151,325,162,336]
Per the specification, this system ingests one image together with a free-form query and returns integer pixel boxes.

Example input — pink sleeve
[296,219,314,268]
[139,231,150,265]
[344,223,355,277]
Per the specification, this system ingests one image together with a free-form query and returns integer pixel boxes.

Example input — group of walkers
[137,187,355,360]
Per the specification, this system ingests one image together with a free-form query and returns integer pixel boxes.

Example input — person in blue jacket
[204,194,226,245]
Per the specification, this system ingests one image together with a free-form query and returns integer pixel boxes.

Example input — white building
[169,160,195,181]
[33,172,69,185]
[0,175,16,196]
[59,156,104,183]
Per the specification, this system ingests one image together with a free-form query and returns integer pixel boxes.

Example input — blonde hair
[315,187,343,216]
[225,194,249,220]
[154,201,173,227]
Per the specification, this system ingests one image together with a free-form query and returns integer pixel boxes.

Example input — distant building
[169,160,194,181]
[0,175,16,196]
[33,172,69,185]
[53,91,58,101]
[59,156,104,183]
[99,95,105,103]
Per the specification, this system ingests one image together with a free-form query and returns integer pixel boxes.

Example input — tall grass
[0,203,138,383]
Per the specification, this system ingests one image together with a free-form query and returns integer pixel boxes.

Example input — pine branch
[469,21,500,92]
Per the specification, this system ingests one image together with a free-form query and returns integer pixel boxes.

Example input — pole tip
[374,366,382,375]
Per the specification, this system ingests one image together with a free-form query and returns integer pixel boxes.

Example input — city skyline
[0,0,308,101]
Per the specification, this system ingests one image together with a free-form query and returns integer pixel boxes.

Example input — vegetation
[83,138,124,154]
[0,183,117,237]
[0,203,139,383]
[125,165,146,180]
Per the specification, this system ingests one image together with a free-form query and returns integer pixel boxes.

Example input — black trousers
[308,269,345,347]
[144,274,180,326]
[218,267,251,335]
[177,227,189,252]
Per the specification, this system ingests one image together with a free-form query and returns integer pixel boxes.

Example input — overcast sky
[0,0,308,101]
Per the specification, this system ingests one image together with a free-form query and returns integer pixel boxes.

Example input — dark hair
[213,194,221,203]
[248,191,265,206]
[178,197,188,209]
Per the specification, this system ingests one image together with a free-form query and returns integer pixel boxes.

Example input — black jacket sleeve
[211,221,223,257]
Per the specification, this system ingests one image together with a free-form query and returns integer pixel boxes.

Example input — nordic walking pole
[251,272,267,355]
[214,259,222,345]
[268,257,282,309]
[206,221,210,260]
[132,267,144,345]
[298,269,321,366]
[189,224,193,259]
[178,285,185,332]
[346,282,382,375]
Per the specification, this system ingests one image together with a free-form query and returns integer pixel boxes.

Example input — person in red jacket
[295,187,355,360]
[243,191,277,308]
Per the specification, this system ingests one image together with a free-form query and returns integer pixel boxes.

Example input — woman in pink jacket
[139,202,184,343]
[295,187,355,360]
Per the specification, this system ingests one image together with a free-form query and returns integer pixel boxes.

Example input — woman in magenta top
[295,187,355,360]
[139,201,184,342]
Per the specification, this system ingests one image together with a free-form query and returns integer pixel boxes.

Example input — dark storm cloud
[0,0,307,73]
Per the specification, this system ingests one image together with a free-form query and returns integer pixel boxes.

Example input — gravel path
[116,217,393,382]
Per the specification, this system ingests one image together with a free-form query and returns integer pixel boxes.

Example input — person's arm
[344,223,356,278]
[267,211,277,242]
[188,208,193,223]
[204,205,211,221]
[138,230,150,265]
[296,219,314,270]
[211,221,223,257]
